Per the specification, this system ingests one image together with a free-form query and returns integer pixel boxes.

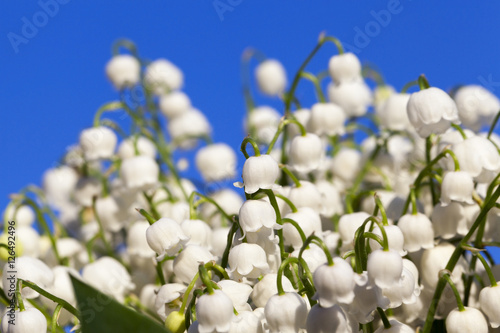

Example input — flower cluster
[3,35,500,333]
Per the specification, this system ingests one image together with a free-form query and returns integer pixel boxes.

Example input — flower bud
[195,143,237,182]
[307,102,346,136]
[145,59,183,94]
[255,59,287,96]
[328,52,362,83]
[327,80,372,117]
[165,311,186,333]
[478,284,500,328]
[105,54,141,90]
[120,155,159,190]
[79,126,117,160]
[159,91,191,118]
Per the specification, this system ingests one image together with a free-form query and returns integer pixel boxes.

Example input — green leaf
[70,275,170,333]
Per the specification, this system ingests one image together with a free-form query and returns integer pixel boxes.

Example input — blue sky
[2,1,500,217]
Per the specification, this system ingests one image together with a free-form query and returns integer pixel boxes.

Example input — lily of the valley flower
[1,307,47,333]
[105,54,141,90]
[241,155,280,194]
[255,59,287,96]
[146,217,189,261]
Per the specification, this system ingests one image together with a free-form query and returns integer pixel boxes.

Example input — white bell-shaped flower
[379,259,420,308]
[315,180,344,218]
[286,181,322,213]
[397,213,434,253]
[313,257,355,306]
[343,272,385,324]
[159,91,191,118]
[42,166,78,208]
[328,52,362,84]
[448,136,500,183]
[117,136,156,160]
[217,280,253,313]
[245,106,281,144]
[327,80,372,117]
[454,85,500,131]
[82,256,134,302]
[144,58,183,94]
[105,54,141,90]
[2,256,54,299]
[120,155,159,190]
[478,284,500,328]
[288,133,324,173]
[173,245,215,285]
[195,143,237,182]
[180,219,212,249]
[168,109,212,149]
[420,242,466,289]
[255,59,287,96]
[127,221,155,258]
[331,148,362,183]
[369,225,407,256]
[406,87,460,137]
[3,205,35,228]
[155,283,187,320]
[440,171,474,206]
[283,207,322,249]
[79,126,117,161]
[373,319,414,333]
[1,307,47,333]
[238,199,277,236]
[338,212,371,250]
[306,303,351,333]
[377,93,411,131]
[229,310,264,333]
[196,290,234,333]
[307,102,346,136]
[264,292,308,333]
[431,202,468,239]
[146,217,190,261]
[227,243,269,280]
[94,195,126,232]
[367,249,403,289]
[250,273,295,308]
[241,154,280,194]
[445,307,488,333]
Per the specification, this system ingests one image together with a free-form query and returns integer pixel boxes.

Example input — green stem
[300,72,326,103]
[474,252,497,287]
[422,184,500,331]
[241,137,261,158]
[442,273,465,311]
[180,272,199,313]
[281,218,307,245]
[19,279,80,319]
[488,109,500,139]
[451,124,467,140]
[267,118,307,154]
[274,193,298,213]
[21,198,62,265]
[401,80,418,93]
[16,279,25,311]
[221,221,239,269]
[264,189,286,261]
[198,264,214,295]
[418,75,430,90]
[425,135,438,206]
[92,197,114,258]
[112,39,138,57]
[137,208,156,225]
[51,304,63,333]
[280,165,301,188]
[373,194,389,226]
[377,307,391,329]
[92,101,125,127]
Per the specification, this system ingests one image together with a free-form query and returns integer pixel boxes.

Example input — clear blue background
[1,2,500,237]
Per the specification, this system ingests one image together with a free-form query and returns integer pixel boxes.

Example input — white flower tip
[233,181,244,189]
